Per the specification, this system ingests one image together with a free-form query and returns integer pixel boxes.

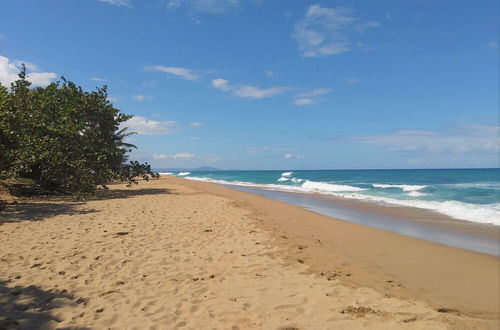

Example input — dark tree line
[0,67,158,195]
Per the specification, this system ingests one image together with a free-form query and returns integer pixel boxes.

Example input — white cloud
[292,4,379,57]
[293,98,316,106]
[189,15,202,24]
[191,0,240,14]
[283,153,305,159]
[345,77,359,84]
[13,60,39,71]
[173,152,195,160]
[354,21,380,33]
[166,0,245,14]
[26,72,58,87]
[98,0,132,7]
[171,152,195,160]
[293,88,331,106]
[152,152,220,165]
[295,88,331,98]
[351,125,500,155]
[488,41,498,50]
[265,70,276,77]
[189,136,199,140]
[152,154,168,160]
[211,78,290,99]
[132,94,153,101]
[153,152,195,160]
[145,65,199,81]
[90,77,108,82]
[234,85,288,99]
[166,0,183,9]
[189,122,204,127]
[124,116,177,135]
[211,78,231,90]
[0,55,57,87]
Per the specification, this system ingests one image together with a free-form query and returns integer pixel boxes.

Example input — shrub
[0,66,158,194]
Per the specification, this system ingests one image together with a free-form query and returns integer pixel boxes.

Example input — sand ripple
[0,180,496,329]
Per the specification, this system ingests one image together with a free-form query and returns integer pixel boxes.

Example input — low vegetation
[0,66,158,197]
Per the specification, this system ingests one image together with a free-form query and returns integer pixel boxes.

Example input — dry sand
[0,177,498,329]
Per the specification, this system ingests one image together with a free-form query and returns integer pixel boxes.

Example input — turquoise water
[160,169,500,225]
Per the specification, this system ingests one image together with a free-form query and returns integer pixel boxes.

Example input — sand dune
[0,178,497,329]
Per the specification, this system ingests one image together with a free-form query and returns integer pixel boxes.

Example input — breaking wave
[184,176,499,225]
[407,191,426,197]
[373,184,427,192]
[442,182,500,189]
[301,180,366,192]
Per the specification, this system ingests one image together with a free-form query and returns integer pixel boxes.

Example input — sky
[0,0,498,170]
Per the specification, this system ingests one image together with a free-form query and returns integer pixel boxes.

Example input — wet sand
[174,177,500,318]
[228,184,500,256]
[0,177,498,329]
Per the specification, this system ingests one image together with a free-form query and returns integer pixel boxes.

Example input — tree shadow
[5,182,62,198]
[0,281,88,329]
[90,187,173,201]
[0,201,97,225]
[0,188,172,225]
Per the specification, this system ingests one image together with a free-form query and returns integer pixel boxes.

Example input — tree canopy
[0,67,158,194]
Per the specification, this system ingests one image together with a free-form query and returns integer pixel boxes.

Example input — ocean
[159,168,500,255]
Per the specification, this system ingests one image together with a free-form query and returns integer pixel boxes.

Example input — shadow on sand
[0,188,171,225]
[0,201,97,225]
[0,281,88,329]
[91,187,173,200]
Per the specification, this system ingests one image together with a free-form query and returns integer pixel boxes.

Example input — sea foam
[184,176,499,225]
[407,191,426,197]
[177,172,191,176]
[373,184,427,192]
[186,177,364,193]
[301,180,366,192]
[339,193,500,226]
[443,182,500,189]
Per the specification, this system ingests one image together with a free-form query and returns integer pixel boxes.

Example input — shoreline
[0,177,498,328]
[223,183,500,256]
[171,176,499,318]
[180,174,500,227]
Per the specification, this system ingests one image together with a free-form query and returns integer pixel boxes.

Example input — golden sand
[0,177,498,329]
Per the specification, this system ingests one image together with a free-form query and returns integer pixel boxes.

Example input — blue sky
[0,0,498,169]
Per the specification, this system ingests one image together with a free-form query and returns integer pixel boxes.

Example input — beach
[223,184,500,256]
[0,176,498,329]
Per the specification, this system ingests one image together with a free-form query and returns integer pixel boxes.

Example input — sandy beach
[0,176,498,329]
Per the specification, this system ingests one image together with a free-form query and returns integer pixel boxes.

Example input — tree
[0,66,158,194]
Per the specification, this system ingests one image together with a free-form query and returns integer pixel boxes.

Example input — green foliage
[120,161,161,187]
[0,66,159,194]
